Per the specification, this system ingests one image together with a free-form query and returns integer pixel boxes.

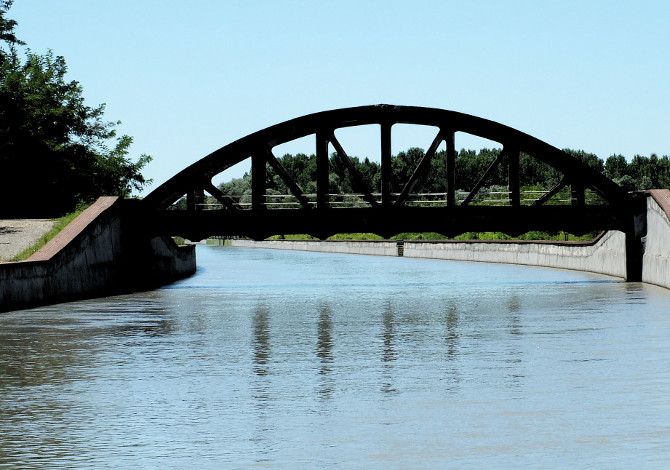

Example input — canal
[1,246,670,468]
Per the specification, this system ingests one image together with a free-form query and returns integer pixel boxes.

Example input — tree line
[216,148,670,202]
[1,1,151,217]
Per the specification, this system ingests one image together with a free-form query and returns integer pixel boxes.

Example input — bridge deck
[144,205,631,241]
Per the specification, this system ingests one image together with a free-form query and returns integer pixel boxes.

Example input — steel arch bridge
[137,104,645,277]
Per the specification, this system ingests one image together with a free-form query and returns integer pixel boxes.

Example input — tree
[604,154,628,181]
[0,3,151,216]
[0,1,22,60]
[563,149,604,174]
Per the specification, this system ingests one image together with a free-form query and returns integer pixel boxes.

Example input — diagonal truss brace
[262,148,311,209]
[329,133,379,208]
[203,180,240,210]
[461,148,509,206]
[532,176,568,206]
[394,129,446,207]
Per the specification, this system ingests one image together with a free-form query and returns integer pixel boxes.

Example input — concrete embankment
[230,234,627,279]
[402,232,626,278]
[642,190,670,289]
[230,239,399,257]
[0,197,196,312]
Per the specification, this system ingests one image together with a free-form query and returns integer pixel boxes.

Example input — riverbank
[229,232,627,280]
[0,219,55,262]
[0,197,196,312]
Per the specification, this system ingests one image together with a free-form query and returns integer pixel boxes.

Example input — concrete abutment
[0,197,196,312]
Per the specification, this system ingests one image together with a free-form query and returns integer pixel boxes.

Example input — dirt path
[0,219,55,262]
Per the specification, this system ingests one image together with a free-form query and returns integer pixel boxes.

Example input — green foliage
[452,231,597,241]
[266,234,317,240]
[391,232,445,240]
[0,3,151,216]
[0,1,22,58]
[327,233,383,240]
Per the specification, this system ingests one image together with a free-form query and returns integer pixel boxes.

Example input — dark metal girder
[132,104,646,280]
[380,123,393,207]
[146,206,631,242]
[445,130,456,207]
[141,104,631,211]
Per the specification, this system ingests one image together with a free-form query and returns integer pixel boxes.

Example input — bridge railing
[191,189,603,210]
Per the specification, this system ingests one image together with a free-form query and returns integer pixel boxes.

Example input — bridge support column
[381,123,392,207]
[186,189,206,211]
[446,131,456,206]
[624,194,648,282]
[316,132,330,209]
[251,153,266,210]
[508,147,520,206]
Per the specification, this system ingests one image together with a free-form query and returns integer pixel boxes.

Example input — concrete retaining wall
[403,232,626,278]
[231,239,399,256]
[148,236,197,285]
[0,197,196,312]
[642,190,670,289]
[230,233,628,279]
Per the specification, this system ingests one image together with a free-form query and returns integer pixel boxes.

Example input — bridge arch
[142,104,629,214]
[138,105,644,279]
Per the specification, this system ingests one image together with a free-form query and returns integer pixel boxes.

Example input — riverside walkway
[0,220,54,262]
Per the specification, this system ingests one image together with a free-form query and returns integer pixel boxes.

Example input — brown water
[1,246,670,468]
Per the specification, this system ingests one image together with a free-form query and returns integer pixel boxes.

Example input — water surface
[1,246,670,468]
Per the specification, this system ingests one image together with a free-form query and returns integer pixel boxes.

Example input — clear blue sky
[9,0,670,193]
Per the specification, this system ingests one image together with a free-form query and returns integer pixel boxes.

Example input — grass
[261,230,598,242]
[10,206,89,262]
